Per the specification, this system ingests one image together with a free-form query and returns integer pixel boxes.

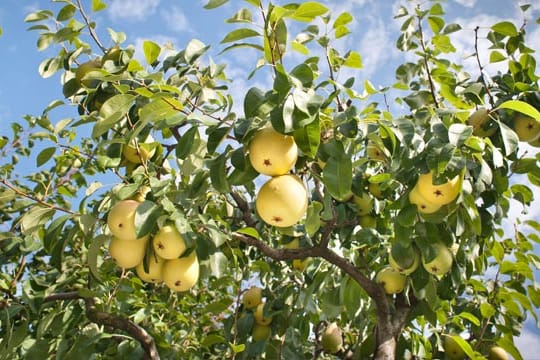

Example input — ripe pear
[253,302,272,326]
[409,184,442,214]
[321,322,342,354]
[358,215,377,228]
[368,182,383,199]
[162,251,199,292]
[109,236,147,269]
[248,127,298,176]
[255,175,308,227]
[243,286,262,310]
[366,142,386,161]
[389,248,419,275]
[467,108,497,137]
[513,114,540,142]
[375,266,407,295]
[152,225,187,260]
[422,243,453,276]
[107,200,141,241]
[136,254,165,283]
[416,171,461,206]
[122,142,155,164]
[252,323,271,342]
[443,335,466,360]
[488,345,508,360]
[353,193,373,216]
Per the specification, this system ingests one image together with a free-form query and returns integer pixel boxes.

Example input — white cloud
[108,0,160,22]
[454,0,477,8]
[162,6,192,33]
[515,325,540,359]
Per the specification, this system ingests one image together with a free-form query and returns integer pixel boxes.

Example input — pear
[243,286,262,310]
[251,324,271,342]
[467,108,497,137]
[389,245,419,275]
[152,224,187,260]
[162,252,199,292]
[366,142,386,162]
[513,114,540,142]
[253,302,272,326]
[321,322,343,354]
[358,215,377,228]
[136,253,165,283]
[488,345,508,360]
[422,243,453,276]
[375,266,407,295]
[122,141,156,164]
[109,236,147,269]
[409,184,442,214]
[248,127,298,176]
[443,335,466,360]
[107,200,141,241]
[353,193,374,216]
[255,175,308,227]
[75,59,101,87]
[416,171,461,206]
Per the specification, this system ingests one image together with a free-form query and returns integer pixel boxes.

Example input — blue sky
[1,0,540,357]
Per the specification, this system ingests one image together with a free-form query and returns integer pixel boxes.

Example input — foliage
[1,0,539,359]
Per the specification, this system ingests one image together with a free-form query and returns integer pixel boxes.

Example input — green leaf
[323,156,352,201]
[492,21,519,37]
[292,2,329,21]
[221,28,260,43]
[427,16,444,33]
[87,235,110,282]
[496,99,540,120]
[236,227,259,239]
[56,4,76,21]
[176,127,198,160]
[333,12,353,28]
[134,200,161,238]
[93,94,136,138]
[293,118,320,158]
[139,97,181,124]
[498,121,519,156]
[143,40,161,65]
[204,0,228,9]
[92,0,107,12]
[36,146,56,166]
[343,51,362,68]
[450,335,476,359]
[305,201,323,237]
[209,153,230,193]
[185,39,209,63]
[226,8,253,23]
[489,50,506,63]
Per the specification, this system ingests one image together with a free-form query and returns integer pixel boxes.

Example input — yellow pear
[248,127,298,176]
[375,266,407,295]
[122,141,155,164]
[321,322,343,354]
[253,302,272,326]
[366,142,386,162]
[409,184,442,214]
[368,182,383,199]
[162,252,199,292]
[416,171,460,206]
[353,193,373,216]
[252,324,271,342]
[109,236,148,269]
[358,215,377,228]
[152,224,187,260]
[136,253,165,283]
[107,200,141,241]
[255,175,308,227]
[467,108,497,137]
[243,286,263,310]
[443,335,466,360]
[389,250,419,275]
[422,243,453,276]
[513,114,540,142]
[488,345,508,360]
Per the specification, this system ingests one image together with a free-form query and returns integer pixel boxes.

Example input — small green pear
[243,286,262,310]
[321,322,342,354]
[252,324,271,342]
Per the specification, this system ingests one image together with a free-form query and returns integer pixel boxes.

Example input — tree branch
[76,0,106,53]
[474,26,495,108]
[417,14,439,108]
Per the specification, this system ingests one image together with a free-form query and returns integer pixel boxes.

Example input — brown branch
[325,47,344,111]
[43,291,82,303]
[76,0,106,53]
[230,191,257,227]
[474,26,495,108]
[0,179,77,215]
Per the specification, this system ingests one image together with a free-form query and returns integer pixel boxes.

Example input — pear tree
[0,1,540,359]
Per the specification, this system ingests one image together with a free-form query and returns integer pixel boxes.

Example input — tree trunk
[374,334,397,360]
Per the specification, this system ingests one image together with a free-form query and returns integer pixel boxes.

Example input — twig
[76,0,107,53]
[417,14,439,108]
[325,47,344,111]
[0,179,77,215]
[474,26,495,108]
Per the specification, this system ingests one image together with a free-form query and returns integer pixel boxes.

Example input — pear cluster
[409,171,461,214]
[242,287,273,342]
[106,199,199,292]
[249,127,308,228]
